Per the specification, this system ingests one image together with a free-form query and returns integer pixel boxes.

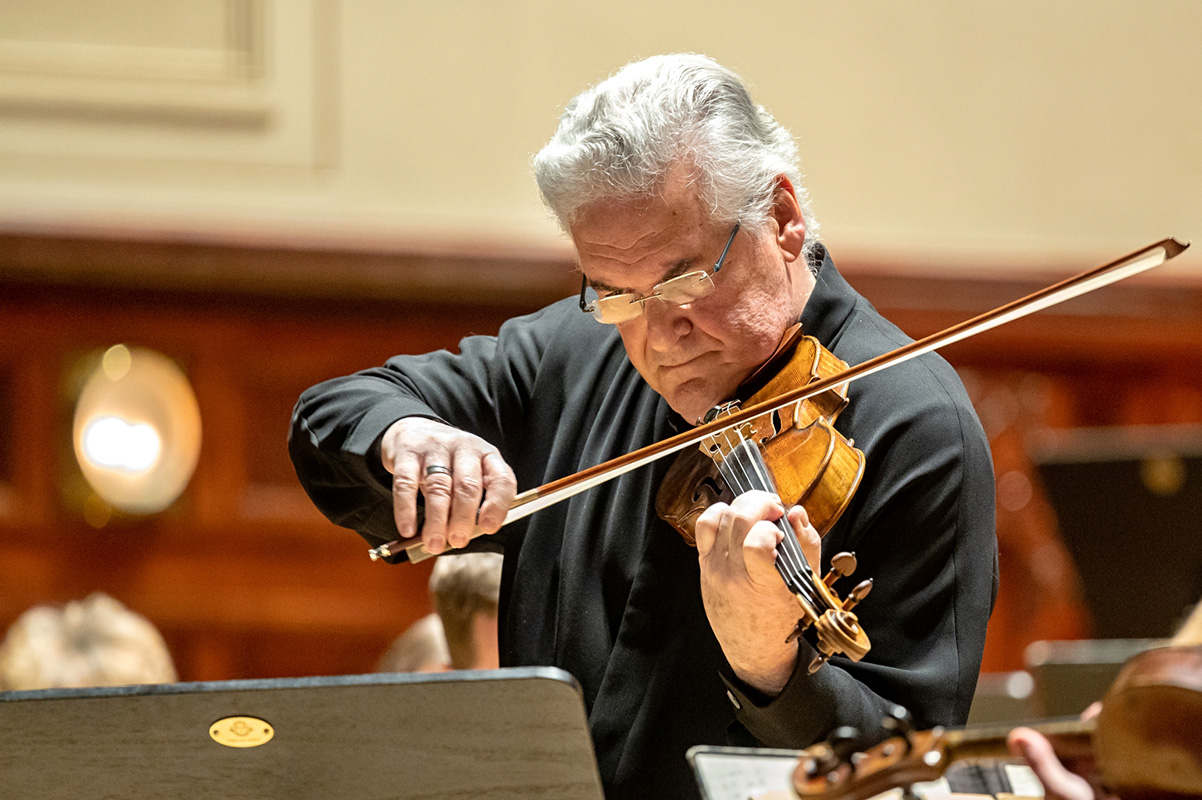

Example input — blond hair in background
[429,552,502,670]
[375,613,451,673]
[1171,599,1202,646]
[0,593,177,691]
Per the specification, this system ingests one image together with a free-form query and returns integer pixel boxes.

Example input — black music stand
[1033,424,1202,639]
[0,667,604,800]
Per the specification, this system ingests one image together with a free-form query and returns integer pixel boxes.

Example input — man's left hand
[694,491,821,696]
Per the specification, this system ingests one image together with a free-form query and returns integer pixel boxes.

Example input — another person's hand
[380,418,517,555]
[1008,704,1111,800]
[694,491,820,696]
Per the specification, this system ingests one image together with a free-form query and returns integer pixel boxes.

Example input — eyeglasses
[579,222,741,324]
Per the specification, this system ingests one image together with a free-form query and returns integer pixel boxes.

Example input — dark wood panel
[0,359,12,488]
[0,231,580,306]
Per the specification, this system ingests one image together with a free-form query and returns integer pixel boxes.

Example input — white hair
[533,53,820,255]
[429,552,502,670]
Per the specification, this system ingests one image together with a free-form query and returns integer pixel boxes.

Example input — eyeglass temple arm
[713,221,740,274]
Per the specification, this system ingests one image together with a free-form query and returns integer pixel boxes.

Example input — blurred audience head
[0,593,177,691]
[375,613,451,673]
[429,552,502,670]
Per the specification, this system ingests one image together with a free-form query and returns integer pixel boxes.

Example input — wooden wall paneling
[233,321,373,524]
[1115,374,1202,427]
[0,233,581,310]
[187,318,248,528]
[0,323,58,524]
[0,281,449,682]
[0,357,14,516]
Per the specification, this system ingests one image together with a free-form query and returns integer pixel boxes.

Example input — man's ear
[771,175,806,263]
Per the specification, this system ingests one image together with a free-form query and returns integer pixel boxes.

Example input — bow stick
[372,237,1190,564]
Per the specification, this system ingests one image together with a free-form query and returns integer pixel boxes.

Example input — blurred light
[1141,452,1185,496]
[101,344,132,381]
[72,346,202,514]
[997,470,1033,512]
[82,493,113,529]
[82,417,161,472]
[1005,671,1035,700]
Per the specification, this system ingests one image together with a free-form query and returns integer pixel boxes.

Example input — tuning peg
[828,726,862,764]
[822,551,858,587]
[843,579,873,612]
[882,705,916,753]
[803,726,863,778]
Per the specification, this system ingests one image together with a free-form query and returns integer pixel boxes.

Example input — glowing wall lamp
[72,345,202,517]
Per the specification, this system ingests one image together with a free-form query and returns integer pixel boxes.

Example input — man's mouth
[658,353,705,370]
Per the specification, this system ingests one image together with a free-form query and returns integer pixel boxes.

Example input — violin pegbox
[789,551,872,670]
[792,707,947,800]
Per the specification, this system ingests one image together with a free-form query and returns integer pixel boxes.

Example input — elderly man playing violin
[290,53,998,799]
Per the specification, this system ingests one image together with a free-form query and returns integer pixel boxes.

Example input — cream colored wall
[0,0,1198,277]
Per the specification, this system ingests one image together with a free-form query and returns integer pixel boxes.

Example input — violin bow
[372,237,1190,564]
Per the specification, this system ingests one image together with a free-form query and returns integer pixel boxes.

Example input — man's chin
[663,386,727,426]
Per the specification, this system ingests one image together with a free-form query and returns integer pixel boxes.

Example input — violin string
[715,433,824,612]
[716,450,802,598]
[740,439,813,575]
[723,443,821,612]
[735,441,825,612]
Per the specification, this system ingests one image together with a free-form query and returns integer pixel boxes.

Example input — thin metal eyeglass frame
[578,221,741,323]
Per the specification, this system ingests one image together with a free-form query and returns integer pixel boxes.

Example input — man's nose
[642,299,692,351]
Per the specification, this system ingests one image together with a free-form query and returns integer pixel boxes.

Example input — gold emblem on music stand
[209,716,274,748]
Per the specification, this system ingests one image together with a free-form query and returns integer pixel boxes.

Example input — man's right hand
[379,418,517,555]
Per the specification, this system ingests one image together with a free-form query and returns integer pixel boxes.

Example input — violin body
[655,331,866,546]
[1096,644,1202,799]
[656,419,864,547]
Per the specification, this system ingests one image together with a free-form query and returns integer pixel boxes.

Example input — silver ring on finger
[425,464,452,477]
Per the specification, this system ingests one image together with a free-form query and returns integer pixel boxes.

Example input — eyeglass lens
[590,271,716,323]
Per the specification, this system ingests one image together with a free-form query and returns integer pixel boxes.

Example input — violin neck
[715,441,820,600]
[941,717,1095,763]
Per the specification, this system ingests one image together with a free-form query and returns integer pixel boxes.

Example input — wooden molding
[3,229,1200,333]
[0,230,579,308]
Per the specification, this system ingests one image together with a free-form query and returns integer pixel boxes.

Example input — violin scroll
[791,552,872,671]
[792,718,948,800]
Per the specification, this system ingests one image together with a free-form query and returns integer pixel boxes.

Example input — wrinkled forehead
[570,205,720,293]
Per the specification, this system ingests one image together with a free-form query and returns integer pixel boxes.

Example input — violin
[790,643,1202,800]
[365,237,1189,663]
[655,325,874,668]
[792,603,1202,800]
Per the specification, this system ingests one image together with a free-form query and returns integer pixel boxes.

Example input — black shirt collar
[799,243,859,350]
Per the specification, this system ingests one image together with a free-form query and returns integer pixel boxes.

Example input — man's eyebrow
[585,275,626,294]
[582,258,698,295]
[660,257,698,282]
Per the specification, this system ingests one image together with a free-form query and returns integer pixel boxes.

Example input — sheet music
[689,747,801,800]
[689,746,955,800]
